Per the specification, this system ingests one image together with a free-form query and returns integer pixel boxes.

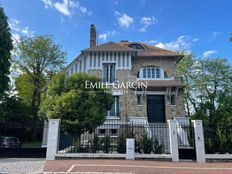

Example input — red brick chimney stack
[90,24,96,47]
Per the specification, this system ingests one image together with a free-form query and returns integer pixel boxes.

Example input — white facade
[66,51,132,76]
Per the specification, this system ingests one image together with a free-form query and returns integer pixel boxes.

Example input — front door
[147,95,165,123]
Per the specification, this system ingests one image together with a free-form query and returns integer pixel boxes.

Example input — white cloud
[192,38,199,42]
[41,0,53,8]
[203,50,217,58]
[140,16,158,32]
[8,18,35,38]
[144,40,159,44]
[155,35,198,52]
[98,30,116,41]
[8,18,20,32]
[115,11,134,28]
[11,33,21,49]
[21,27,35,36]
[79,6,92,15]
[54,0,71,16]
[98,34,107,41]
[212,31,223,38]
[41,0,91,16]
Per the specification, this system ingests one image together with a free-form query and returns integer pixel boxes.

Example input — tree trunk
[31,76,42,120]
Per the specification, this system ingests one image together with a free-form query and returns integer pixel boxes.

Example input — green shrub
[135,139,141,153]
[102,135,110,153]
[152,138,164,154]
[91,134,100,153]
[138,135,153,154]
[117,135,126,153]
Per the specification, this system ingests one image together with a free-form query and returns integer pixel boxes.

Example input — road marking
[68,164,76,172]
[67,164,232,172]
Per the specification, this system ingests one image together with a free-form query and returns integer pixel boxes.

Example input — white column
[46,119,60,160]
[192,120,205,163]
[116,52,119,69]
[82,57,85,72]
[86,54,90,71]
[126,138,135,160]
[129,53,132,70]
[168,120,179,162]
[99,52,102,69]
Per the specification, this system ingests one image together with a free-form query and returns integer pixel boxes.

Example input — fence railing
[204,125,232,154]
[58,122,170,154]
[0,120,46,148]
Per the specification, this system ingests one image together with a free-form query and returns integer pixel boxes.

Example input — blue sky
[1,0,232,64]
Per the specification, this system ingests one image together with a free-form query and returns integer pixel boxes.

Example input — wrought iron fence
[58,122,170,154]
[0,120,45,148]
[204,125,232,154]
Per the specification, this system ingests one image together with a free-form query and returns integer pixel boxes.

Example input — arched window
[128,43,145,50]
[138,66,165,79]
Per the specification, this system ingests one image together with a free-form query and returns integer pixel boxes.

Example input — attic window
[128,43,145,50]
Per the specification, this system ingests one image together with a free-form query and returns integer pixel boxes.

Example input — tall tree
[0,5,13,98]
[176,53,194,117]
[14,36,66,119]
[177,56,232,123]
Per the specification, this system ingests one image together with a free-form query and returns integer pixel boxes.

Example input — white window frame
[107,96,120,118]
[139,66,165,80]
[102,63,116,83]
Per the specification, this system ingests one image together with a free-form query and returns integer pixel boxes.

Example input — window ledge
[98,135,119,138]
[137,77,174,80]
[107,116,120,120]
[136,105,143,107]
[170,105,176,107]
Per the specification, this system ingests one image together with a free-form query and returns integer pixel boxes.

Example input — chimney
[90,24,96,47]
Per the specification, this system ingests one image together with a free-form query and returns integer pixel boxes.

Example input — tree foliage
[0,95,30,121]
[177,55,232,124]
[15,74,45,106]
[0,5,13,98]
[14,36,66,119]
[39,72,114,134]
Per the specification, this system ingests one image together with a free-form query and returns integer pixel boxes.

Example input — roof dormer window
[128,43,145,50]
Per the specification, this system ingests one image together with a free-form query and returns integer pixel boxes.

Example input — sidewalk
[44,159,232,174]
[0,158,45,174]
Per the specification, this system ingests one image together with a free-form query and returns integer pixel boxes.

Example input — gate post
[168,120,179,162]
[192,120,205,163]
[126,138,135,160]
[46,119,60,160]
